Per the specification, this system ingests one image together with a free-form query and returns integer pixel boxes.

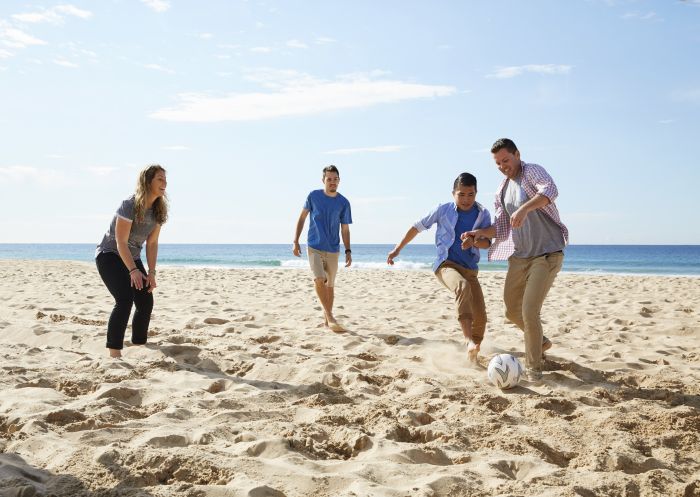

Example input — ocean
[0,244,698,276]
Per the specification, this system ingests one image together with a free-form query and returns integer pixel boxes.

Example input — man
[463,138,568,380]
[293,165,352,332]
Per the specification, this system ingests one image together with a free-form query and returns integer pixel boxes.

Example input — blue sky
[1,0,698,244]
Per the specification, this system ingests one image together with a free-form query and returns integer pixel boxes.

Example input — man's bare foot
[466,340,479,362]
[108,348,122,358]
[542,337,553,353]
[326,316,346,333]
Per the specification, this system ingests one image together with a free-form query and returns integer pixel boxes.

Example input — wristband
[148,269,156,275]
[129,267,138,274]
[345,249,352,254]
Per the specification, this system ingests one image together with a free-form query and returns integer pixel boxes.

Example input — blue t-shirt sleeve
[303,193,313,211]
[341,199,352,224]
[116,198,135,222]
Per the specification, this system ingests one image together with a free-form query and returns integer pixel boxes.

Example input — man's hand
[510,206,529,228]
[292,241,301,257]
[345,252,352,268]
[387,247,400,265]
[460,235,474,250]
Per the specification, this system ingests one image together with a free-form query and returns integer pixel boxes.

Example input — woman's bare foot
[108,348,122,358]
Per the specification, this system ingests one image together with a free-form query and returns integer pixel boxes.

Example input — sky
[1,0,699,245]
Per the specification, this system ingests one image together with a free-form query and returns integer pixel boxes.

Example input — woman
[95,164,168,358]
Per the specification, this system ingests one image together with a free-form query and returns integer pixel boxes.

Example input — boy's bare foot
[108,348,122,358]
[467,340,479,362]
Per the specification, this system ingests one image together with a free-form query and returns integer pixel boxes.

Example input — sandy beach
[0,260,698,497]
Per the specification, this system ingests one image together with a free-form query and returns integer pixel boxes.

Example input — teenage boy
[387,173,492,362]
[463,138,568,380]
[293,165,352,332]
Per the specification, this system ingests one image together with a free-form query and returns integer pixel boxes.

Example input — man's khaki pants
[435,260,487,345]
[504,252,563,370]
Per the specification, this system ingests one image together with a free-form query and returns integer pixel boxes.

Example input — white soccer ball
[487,354,523,389]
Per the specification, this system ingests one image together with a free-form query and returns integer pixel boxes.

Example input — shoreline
[3,258,700,278]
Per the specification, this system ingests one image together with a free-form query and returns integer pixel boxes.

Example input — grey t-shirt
[95,196,157,260]
[503,176,565,258]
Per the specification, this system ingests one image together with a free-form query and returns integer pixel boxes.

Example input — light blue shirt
[414,202,492,272]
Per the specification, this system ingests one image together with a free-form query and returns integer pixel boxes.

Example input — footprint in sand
[203,317,229,325]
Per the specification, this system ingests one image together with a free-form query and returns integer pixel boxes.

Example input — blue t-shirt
[446,205,480,270]
[304,189,352,253]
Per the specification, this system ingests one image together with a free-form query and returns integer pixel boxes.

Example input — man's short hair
[491,138,518,154]
[322,165,339,178]
[453,172,477,192]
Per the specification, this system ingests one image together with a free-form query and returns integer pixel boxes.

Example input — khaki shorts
[307,247,339,287]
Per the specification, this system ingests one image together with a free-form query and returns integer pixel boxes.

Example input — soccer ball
[487,354,523,389]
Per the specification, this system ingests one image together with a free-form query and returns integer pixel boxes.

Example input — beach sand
[0,260,698,497]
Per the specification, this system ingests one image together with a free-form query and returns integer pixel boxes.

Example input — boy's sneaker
[524,368,543,382]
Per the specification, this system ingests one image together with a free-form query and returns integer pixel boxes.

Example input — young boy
[387,173,492,361]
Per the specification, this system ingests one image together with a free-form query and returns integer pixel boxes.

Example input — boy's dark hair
[453,172,477,192]
[491,138,518,154]
[322,165,340,178]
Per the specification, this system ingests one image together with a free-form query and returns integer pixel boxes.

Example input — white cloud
[162,145,191,151]
[0,48,13,58]
[315,36,336,45]
[53,57,78,68]
[251,46,273,53]
[0,166,65,185]
[141,0,171,13]
[55,5,92,19]
[198,33,214,40]
[622,11,658,20]
[486,64,573,79]
[1,27,47,48]
[324,145,405,155]
[150,72,456,123]
[144,63,175,74]
[286,39,308,49]
[12,4,92,24]
[658,119,675,124]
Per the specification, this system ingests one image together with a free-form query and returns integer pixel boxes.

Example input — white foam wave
[279,259,431,270]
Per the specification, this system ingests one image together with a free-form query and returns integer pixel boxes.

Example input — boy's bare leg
[458,318,479,362]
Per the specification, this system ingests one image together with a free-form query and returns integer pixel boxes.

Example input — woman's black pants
[96,252,153,350]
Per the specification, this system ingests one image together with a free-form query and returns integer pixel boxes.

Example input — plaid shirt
[488,161,569,261]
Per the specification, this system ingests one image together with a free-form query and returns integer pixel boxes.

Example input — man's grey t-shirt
[503,176,565,258]
[95,196,157,261]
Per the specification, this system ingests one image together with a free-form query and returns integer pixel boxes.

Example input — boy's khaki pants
[504,252,563,370]
[435,260,487,344]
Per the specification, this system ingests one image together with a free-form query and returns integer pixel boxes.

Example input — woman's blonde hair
[134,164,168,224]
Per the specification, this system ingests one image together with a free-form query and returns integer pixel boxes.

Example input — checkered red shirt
[488,161,569,261]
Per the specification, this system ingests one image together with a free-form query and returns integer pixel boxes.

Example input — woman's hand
[130,269,147,290]
[146,272,157,293]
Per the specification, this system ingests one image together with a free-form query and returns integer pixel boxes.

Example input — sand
[0,260,698,497]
